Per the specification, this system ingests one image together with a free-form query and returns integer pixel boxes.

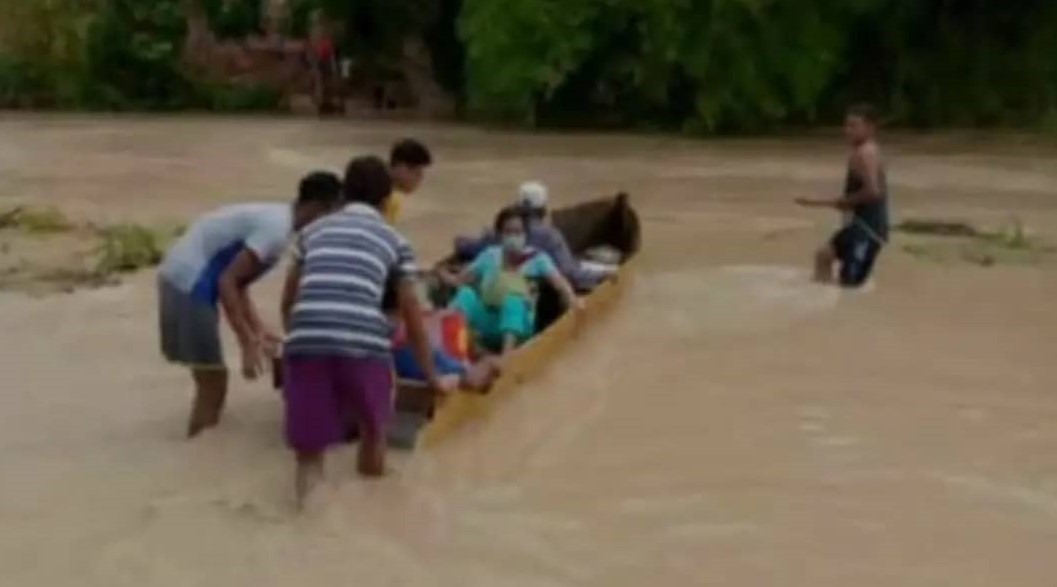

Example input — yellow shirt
[383,190,406,224]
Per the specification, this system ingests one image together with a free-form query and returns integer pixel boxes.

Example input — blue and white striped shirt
[285,203,417,359]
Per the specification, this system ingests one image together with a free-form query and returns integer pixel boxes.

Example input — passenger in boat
[441,206,584,359]
[376,138,500,390]
[453,181,604,291]
[391,305,501,391]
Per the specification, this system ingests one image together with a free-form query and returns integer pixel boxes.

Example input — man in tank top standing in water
[797,104,890,287]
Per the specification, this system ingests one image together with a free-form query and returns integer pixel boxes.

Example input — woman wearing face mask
[441,206,584,358]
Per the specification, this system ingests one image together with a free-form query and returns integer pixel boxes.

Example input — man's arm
[218,249,265,343]
[240,290,265,334]
[437,265,475,287]
[396,278,448,395]
[280,261,302,334]
[538,227,597,290]
[280,234,307,334]
[393,234,452,396]
[218,249,267,379]
[542,228,577,275]
[545,268,585,312]
[438,248,488,287]
[453,228,496,261]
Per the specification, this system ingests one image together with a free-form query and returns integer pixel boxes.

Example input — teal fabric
[470,246,555,285]
[450,286,534,351]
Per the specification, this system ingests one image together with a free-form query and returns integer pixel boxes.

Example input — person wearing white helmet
[453,181,601,291]
[517,181,549,211]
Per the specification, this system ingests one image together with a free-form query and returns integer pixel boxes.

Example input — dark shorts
[283,355,394,454]
[157,277,223,369]
[830,225,883,288]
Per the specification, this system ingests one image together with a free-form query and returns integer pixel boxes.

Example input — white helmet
[516,181,549,211]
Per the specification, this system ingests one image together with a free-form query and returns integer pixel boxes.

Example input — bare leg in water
[357,428,385,477]
[187,368,228,438]
[295,451,324,510]
[813,246,836,284]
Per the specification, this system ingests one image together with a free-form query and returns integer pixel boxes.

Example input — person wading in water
[796,104,890,287]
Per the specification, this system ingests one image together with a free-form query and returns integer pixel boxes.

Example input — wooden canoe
[391,192,641,449]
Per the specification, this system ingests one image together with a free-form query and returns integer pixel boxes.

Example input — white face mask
[502,234,526,252]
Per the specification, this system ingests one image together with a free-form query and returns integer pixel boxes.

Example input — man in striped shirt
[280,155,449,506]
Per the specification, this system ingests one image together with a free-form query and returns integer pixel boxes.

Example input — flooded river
[1,116,1056,586]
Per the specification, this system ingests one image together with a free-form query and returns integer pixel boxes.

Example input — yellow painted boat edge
[416,257,637,448]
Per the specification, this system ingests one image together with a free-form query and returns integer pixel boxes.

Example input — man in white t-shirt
[157,172,342,437]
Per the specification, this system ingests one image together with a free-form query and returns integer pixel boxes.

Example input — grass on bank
[0,205,183,292]
[0,206,74,233]
[897,216,1054,266]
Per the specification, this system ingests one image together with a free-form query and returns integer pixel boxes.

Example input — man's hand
[218,248,268,379]
[794,197,836,208]
[436,266,461,288]
[240,341,263,381]
[260,327,283,359]
[427,374,457,398]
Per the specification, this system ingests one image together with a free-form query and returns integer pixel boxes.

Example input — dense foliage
[460,0,1057,132]
[0,0,278,110]
[2,0,1056,133]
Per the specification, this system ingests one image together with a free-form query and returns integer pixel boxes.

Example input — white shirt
[159,203,292,304]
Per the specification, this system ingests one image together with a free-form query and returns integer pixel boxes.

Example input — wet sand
[1,116,1056,586]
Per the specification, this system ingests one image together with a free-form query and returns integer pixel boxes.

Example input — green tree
[460,0,1057,133]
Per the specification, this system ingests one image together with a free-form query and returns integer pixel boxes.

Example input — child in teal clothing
[442,207,583,358]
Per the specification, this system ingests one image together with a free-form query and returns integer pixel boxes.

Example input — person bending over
[158,172,342,437]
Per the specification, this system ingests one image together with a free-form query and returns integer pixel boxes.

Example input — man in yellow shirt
[383,138,501,393]
[384,138,432,224]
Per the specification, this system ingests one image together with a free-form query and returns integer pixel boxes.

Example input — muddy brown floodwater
[1,115,1056,586]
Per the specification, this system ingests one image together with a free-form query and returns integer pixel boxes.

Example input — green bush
[0,0,279,112]
[0,206,74,233]
[0,57,45,107]
[201,0,261,39]
[460,0,1057,133]
[93,224,165,275]
[81,0,193,110]
[193,81,284,111]
[3,0,1057,132]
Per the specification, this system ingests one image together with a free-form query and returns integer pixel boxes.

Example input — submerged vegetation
[0,207,74,233]
[0,205,181,293]
[1,0,1056,133]
[897,217,1055,267]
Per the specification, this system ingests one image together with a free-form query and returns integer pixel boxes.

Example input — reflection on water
[1,117,1057,586]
